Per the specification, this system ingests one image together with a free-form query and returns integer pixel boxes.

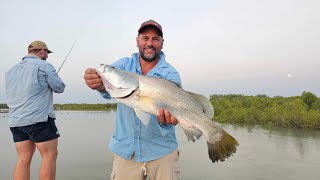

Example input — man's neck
[26,53,43,60]
[139,58,159,75]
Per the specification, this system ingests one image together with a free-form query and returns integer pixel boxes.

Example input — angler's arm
[41,64,65,93]
[166,71,182,88]
[84,68,106,88]
[84,68,114,100]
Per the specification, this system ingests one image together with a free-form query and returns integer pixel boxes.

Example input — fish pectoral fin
[134,109,151,126]
[187,91,214,119]
[183,127,203,142]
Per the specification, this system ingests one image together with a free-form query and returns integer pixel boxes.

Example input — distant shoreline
[0,109,9,113]
[0,103,117,112]
[54,103,117,111]
[1,92,320,129]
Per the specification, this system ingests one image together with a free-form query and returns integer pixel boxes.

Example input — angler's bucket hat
[28,40,52,54]
[138,20,163,37]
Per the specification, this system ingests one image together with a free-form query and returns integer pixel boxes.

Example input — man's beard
[140,46,160,62]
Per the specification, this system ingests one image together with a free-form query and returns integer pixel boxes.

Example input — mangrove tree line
[210,91,320,129]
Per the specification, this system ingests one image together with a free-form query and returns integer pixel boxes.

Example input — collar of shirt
[133,51,167,76]
[22,54,41,61]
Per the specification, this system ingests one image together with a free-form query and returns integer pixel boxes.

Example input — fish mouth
[100,71,139,98]
[97,64,139,98]
[117,89,138,99]
[119,90,136,99]
[108,86,138,99]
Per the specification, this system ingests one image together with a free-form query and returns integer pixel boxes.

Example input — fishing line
[57,40,77,73]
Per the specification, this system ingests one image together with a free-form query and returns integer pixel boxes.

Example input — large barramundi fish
[96,64,239,163]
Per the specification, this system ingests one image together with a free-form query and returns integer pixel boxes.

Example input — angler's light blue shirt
[5,55,65,127]
[100,52,181,162]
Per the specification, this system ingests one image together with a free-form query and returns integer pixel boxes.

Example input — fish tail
[207,130,239,163]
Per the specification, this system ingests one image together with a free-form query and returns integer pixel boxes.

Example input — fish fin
[134,109,151,126]
[183,127,203,142]
[207,130,239,163]
[188,92,214,119]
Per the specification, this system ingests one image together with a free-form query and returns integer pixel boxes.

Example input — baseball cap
[28,40,52,53]
[138,20,163,37]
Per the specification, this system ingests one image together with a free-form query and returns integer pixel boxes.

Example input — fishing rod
[57,40,77,73]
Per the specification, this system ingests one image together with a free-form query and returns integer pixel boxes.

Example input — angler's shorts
[10,117,60,143]
[111,150,181,180]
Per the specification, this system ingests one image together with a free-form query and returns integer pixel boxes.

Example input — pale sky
[1,0,319,104]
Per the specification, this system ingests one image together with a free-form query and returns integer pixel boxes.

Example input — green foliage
[311,99,320,110]
[301,91,318,107]
[0,104,9,109]
[54,103,117,111]
[210,92,320,129]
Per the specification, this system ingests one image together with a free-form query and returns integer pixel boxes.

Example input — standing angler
[5,41,65,180]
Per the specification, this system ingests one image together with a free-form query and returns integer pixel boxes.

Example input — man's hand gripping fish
[96,64,239,163]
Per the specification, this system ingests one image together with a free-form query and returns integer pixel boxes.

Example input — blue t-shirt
[100,52,181,162]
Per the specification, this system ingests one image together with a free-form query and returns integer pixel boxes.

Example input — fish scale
[137,75,218,137]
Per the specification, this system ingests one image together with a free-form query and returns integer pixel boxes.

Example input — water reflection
[224,123,320,155]
[1,111,319,180]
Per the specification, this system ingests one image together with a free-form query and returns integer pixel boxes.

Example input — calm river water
[1,111,319,180]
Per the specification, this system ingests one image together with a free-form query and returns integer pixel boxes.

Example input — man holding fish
[84,20,182,179]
